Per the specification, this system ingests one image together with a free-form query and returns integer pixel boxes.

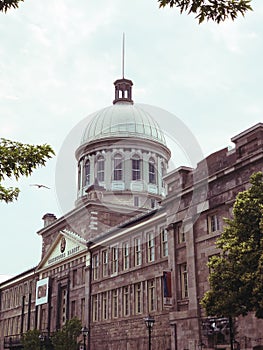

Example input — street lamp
[81,326,89,350]
[144,315,155,350]
[39,334,45,350]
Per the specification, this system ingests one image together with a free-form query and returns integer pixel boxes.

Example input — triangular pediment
[37,230,87,270]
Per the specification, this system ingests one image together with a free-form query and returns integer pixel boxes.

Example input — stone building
[0,74,263,350]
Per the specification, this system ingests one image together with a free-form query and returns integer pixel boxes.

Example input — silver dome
[81,102,166,146]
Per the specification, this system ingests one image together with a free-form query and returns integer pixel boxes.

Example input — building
[0,74,263,350]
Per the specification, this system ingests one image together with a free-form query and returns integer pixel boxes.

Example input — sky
[0,0,262,279]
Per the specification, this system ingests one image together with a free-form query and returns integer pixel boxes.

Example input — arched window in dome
[84,159,90,186]
[149,158,156,184]
[78,164,81,190]
[113,153,123,181]
[132,154,142,181]
[97,156,105,182]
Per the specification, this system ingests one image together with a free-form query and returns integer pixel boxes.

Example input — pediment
[37,229,87,270]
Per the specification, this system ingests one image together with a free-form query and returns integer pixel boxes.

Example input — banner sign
[35,277,49,306]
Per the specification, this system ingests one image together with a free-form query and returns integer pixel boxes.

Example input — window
[81,266,85,284]
[147,232,155,262]
[93,254,99,280]
[132,155,142,180]
[149,158,156,184]
[102,250,108,277]
[179,263,188,299]
[134,238,142,266]
[135,283,142,314]
[123,242,129,270]
[148,280,156,312]
[161,162,165,187]
[102,292,108,320]
[123,286,130,316]
[71,300,76,318]
[113,154,123,181]
[177,223,185,243]
[161,227,168,257]
[112,289,118,318]
[92,295,98,322]
[97,156,105,182]
[81,298,85,324]
[134,196,139,207]
[208,214,220,233]
[112,246,118,274]
[72,269,78,287]
[84,159,90,186]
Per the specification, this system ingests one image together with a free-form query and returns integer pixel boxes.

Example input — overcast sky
[0,0,262,279]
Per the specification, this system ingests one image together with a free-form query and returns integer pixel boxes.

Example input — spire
[113,33,133,105]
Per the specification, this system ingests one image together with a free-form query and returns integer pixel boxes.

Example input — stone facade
[0,115,262,350]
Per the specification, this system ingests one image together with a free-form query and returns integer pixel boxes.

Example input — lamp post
[39,334,45,350]
[144,315,155,350]
[81,326,89,350]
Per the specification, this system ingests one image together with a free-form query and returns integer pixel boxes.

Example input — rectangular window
[132,158,141,180]
[97,157,105,182]
[93,254,99,280]
[148,280,156,312]
[71,300,76,318]
[179,263,188,299]
[147,232,155,262]
[161,227,168,257]
[149,160,156,184]
[135,283,142,314]
[112,246,118,274]
[102,292,108,320]
[177,222,185,243]
[102,250,108,277]
[81,266,85,284]
[72,269,78,287]
[112,289,118,318]
[134,238,142,266]
[208,214,220,233]
[134,196,139,207]
[92,295,98,322]
[123,286,130,317]
[123,242,129,270]
[81,298,85,324]
[114,156,123,181]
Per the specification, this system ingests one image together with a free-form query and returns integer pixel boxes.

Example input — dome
[81,102,166,146]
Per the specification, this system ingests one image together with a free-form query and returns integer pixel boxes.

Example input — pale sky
[0,0,262,278]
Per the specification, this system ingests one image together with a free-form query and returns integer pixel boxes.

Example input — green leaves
[51,317,82,350]
[201,172,263,318]
[158,0,253,24]
[0,138,55,202]
[0,0,24,12]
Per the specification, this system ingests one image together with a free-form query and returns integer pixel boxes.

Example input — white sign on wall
[35,277,49,306]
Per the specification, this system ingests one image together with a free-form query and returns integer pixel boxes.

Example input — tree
[0,0,24,12]
[201,172,263,319]
[158,0,253,23]
[0,138,54,202]
[21,329,42,350]
[51,317,82,350]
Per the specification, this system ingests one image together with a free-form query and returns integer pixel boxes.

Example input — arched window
[97,156,105,182]
[149,158,156,184]
[113,154,123,181]
[84,159,90,186]
[161,161,165,187]
[132,154,142,181]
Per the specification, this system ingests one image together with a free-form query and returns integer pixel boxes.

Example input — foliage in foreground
[0,138,54,202]
[51,317,82,350]
[0,0,24,12]
[158,0,253,23]
[21,329,42,350]
[201,172,263,318]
